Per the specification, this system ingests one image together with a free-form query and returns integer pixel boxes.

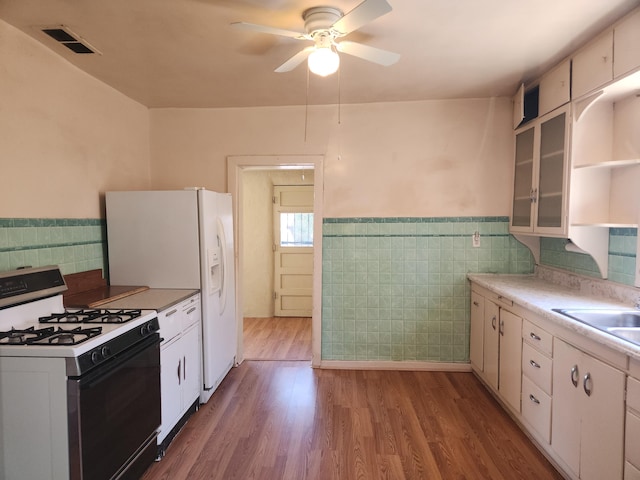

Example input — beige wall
[242,169,315,317]
[149,98,513,217]
[0,20,151,218]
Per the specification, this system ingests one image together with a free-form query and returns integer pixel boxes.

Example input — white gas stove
[0,266,162,480]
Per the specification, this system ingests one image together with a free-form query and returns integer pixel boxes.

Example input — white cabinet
[470,286,522,413]
[539,59,571,116]
[469,291,484,370]
[626,367,640,479]
[483,299,500,390]
[158,293,202,448]
[614,8,640,79]
[498,309,523,412]
[572,30,613,99]
[511,104,570,236]
[521,319,553,443]
[551,338,625,480]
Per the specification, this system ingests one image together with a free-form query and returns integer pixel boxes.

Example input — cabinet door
[539,59,570,116]
[483,300,500,390]
[552,338,626,480]
[580,353,625,480]
[536,107,569,234]
[498,310,522,412]
[181,324,202,411]
[614,9,640,78]
[159,338,183,443]
[469,292,484,371]
[572,30,614,98]
[551,339,581,477]
[511,125,536,231]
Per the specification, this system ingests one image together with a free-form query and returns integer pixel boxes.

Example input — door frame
[227,155,324,367]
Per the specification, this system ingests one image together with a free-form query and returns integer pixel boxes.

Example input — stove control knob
[101,346,111,357]
[91,351,100,364]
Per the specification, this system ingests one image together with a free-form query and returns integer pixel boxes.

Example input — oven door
[67,334,161,480]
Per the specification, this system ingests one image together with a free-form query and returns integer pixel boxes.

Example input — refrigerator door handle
[216,217,227,314]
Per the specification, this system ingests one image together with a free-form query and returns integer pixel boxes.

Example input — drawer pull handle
[529,359,541,369]
[583,373,592,397]
[492,316,497,330]
[529,394,540,405]
[186,307,197,315]
[473,301,479,307]
[570,365,579,387]
[529,332,541,341]
[166,308,178,317]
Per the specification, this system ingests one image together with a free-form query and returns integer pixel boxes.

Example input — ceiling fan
[231,0,400,77]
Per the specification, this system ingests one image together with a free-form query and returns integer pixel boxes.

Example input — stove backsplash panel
[0,218,106,274]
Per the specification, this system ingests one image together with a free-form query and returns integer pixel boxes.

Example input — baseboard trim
[318,360,472,372]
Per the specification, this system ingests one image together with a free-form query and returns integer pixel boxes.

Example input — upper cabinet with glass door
[510,104,570,236]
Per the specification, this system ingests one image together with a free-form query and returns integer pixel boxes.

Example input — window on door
[279,213,313,247]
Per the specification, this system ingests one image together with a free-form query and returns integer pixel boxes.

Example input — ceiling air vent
[41,26,99,54]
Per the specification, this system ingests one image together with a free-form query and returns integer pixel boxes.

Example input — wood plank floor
[141,362,563,480]
[242,317,312,361]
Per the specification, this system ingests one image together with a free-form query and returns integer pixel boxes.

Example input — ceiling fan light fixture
[308,47,340,77]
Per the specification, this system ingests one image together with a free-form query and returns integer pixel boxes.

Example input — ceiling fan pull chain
[338,62,342,125]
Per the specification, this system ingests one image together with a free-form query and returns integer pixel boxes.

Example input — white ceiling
[1,0,639,108]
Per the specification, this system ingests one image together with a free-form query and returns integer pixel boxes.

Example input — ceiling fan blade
[275,46,315,72]
[231,22,308,40]
[336,41,399,66]
[331,0,392,36]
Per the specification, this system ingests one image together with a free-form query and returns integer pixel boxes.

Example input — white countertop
[467,273,640,360]
[100,288,199,312]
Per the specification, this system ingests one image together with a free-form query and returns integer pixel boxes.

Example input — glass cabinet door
[512,126,535,229]
[537,111,567,229]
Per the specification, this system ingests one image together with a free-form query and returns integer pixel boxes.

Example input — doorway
[227,156,323,366]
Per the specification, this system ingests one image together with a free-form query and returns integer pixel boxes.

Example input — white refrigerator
[105,189,236,404]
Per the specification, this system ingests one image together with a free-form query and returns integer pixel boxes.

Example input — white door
[273,185,313,317]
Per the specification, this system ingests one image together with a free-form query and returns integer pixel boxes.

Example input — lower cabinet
[552,337,625,480]
[158,294,202,450]
[521,319,553,443]
[626,369,640,479]
[470,286,522,413]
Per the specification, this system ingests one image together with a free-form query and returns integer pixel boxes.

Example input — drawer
[626,461,640,480]
[627,410,640,469]
[522,319,553,356]
[181,294,201,330]
[521,375,551,444]
[158,306,181,344]
[629,377,640,414]
[522,342,552,395]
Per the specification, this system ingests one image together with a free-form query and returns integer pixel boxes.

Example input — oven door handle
[77,334,161,389]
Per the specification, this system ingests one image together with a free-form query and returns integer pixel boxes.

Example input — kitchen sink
[553,308,640,346]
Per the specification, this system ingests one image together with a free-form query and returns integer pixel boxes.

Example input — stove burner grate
[0,326,102,346]
[39,308,143,324]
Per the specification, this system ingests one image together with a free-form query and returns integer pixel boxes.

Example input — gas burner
[39,308,143,324]
[34,326,103,345]
[0,326,102,346]
[0,326,54,345]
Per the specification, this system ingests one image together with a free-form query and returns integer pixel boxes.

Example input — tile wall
[540,227,638,286]
[321,217,534,363]
[0,218,107,275]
